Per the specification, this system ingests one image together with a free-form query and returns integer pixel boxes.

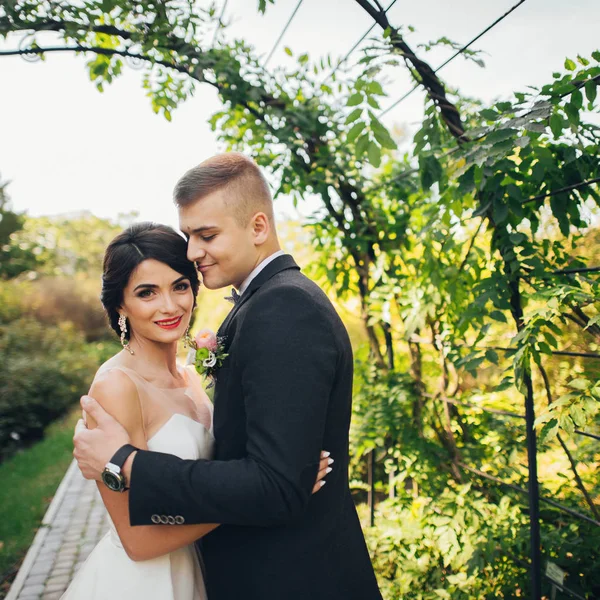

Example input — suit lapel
[217,254,300,337]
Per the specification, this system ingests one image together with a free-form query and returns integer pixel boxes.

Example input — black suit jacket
[129,255,382,600]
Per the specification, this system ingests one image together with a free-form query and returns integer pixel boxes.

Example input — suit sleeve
[128,285,337,527]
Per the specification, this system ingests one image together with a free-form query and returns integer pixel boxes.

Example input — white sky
[0,0,599,229]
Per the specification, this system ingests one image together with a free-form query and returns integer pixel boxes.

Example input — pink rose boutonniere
[187,328,228,386]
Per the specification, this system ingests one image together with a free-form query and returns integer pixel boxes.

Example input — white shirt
[237,250,285,296]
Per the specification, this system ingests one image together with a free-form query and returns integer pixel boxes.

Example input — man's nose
[187,239,205,263]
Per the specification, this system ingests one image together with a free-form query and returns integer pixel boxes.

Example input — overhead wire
[325,0,399,81]
[263,0,304,67]
[210,0,229,47]
[380,0,528,117]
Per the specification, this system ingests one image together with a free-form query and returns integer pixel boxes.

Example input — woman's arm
[85,370,219,562]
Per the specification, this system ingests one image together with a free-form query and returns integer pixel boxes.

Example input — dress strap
[94,365,148,441]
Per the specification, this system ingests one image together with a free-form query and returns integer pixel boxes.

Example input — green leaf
[584,314,600,330]
[568,378,589,391]
[549,113,564,138]
[485,128,517,144]
[496,377,513,392]
[543,330,558,349]
[345,108,363,124]
[577,54,590,66]
[492,201,509,224]
[480,108,499,121]
[570,404,586,427]
[355,133,370,157]
[371,118,397,150]
[584,80,597,104]
[347,121,366,143]
[298,53,309,65]
[571,88,583,109]
[257,0,272,13]
[367,81,385,96]
[485,349,499,364]
[490,310,507,323]
[564,101,580,125]
[347,93,363,107]
[419,155,442,190]
[373,128,397,150]
[284,46,293,56]
[592,50,600,62]
[367,96,380,109]
[367,142,382,168]
[539,418,559,443]
[496,101,513,112]
[564,57,576,71]
[509,232,526,245]
[559,412,574,434]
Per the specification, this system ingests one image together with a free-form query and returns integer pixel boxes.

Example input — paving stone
[24,573,48,587]
[44,582,68,593]
[44,585,67,596]
[19,584,45,596]
[6,464,114,600]
[53,559,75,571]
[28,562,53,577]
[49,566,72,577]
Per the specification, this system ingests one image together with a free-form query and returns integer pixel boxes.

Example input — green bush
[362,485,529,599]
[0,317,98,460]
[22,277,113,342]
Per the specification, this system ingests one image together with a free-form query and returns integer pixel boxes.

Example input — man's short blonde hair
[173,152,274,226]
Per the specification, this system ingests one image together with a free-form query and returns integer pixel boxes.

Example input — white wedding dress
[61,364,215,600]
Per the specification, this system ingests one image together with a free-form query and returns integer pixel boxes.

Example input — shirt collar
[237,250,285,296]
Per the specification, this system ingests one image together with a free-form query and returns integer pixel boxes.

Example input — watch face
[102,470,122,492]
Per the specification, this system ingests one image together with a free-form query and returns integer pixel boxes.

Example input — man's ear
[251,212,270,245]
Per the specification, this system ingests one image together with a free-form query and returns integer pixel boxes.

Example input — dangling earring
[118,314,134,355]
[183,326,194,349]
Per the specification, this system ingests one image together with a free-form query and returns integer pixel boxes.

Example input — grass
[0,407,80,596]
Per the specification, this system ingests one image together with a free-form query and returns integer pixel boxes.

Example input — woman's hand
[312,450,334,494]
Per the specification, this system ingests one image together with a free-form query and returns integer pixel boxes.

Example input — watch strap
[108,443,138,470]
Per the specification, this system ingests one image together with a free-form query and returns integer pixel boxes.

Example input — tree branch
[538,364,600,520]
[353,0,468,142]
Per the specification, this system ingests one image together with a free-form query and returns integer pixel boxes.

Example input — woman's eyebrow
[133,276,187,292]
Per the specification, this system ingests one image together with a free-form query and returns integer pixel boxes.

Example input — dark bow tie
[224,288,241,304]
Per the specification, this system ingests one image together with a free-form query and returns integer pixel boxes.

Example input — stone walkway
[6,461,109,600]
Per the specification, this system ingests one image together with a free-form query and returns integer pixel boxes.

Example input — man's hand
[73,396,132,481]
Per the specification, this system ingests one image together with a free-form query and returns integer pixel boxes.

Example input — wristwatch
[101,444,138,492]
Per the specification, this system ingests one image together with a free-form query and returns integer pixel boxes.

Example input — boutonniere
[186,329,228,387]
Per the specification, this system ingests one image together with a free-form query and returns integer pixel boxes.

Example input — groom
[73,152,382,600]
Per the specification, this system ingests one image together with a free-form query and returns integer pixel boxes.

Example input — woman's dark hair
[101,222,199,339]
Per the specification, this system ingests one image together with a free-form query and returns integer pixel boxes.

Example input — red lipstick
[155,316,183,330]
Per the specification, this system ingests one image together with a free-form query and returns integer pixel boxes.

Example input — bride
[61,222,330,600]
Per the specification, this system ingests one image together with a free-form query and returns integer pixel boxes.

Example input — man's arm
[128,285,337,527]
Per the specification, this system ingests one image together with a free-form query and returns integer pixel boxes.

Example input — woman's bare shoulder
[87,365,142,434]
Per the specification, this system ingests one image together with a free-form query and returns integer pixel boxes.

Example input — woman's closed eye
[201,234,216,242]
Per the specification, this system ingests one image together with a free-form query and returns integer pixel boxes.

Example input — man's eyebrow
[190,225,218,234]
[133,276,188,292]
